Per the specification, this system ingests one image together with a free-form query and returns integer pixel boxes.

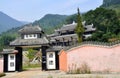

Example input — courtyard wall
[59,44,120,72]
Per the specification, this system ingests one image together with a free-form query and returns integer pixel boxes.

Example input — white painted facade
[8,54,15,71]
[47,52,56,69]
[24,34,37,39]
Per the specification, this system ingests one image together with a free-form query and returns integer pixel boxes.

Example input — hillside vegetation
[33,14,67,34]
[101,0,120,19]
[83,8,120,42]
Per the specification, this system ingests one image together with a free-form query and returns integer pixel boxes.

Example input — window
[34,34,36,37]
[10,55,14,60]
[49,61,53,65]
[29,34,32,37]
[10,62,14,67]
[49,53,53,58]
[24,34,37,39]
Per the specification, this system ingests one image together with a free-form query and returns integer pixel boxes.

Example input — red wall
[0,58,3,73]
[59,50,67,72]
[60,45,120,72]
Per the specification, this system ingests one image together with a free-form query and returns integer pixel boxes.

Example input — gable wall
[59,50,67,71]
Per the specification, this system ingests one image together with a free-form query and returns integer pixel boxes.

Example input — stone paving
[1,68,120,78]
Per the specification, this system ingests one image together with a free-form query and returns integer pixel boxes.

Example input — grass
[23,64,41,70]
[0,73,5,77]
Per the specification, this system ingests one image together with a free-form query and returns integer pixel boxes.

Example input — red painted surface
[59,50,67,72]
[0,58,3,73]
[59,45,120,72]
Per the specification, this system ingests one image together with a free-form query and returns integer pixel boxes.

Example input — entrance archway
[14,45,48,72]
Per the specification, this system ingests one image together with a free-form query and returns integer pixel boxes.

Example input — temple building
[48,21,96,46]
[10,25,49,46]
[9,25,60,71]
[10,24,49,71]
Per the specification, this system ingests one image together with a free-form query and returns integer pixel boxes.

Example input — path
[1,68,120,78]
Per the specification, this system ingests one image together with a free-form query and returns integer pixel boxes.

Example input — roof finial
[72,21,75,24]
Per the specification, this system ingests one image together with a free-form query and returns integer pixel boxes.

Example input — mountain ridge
[0,11,25,33]
[32,14,68,34]
[101,0,120,7]
[2,14,68,35]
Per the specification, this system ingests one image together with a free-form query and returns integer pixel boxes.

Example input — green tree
[26,48,37,65]
[75,8,85,43]
[83,8,120,42]
[0,34,16,51]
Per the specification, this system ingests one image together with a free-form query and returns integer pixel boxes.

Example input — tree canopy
[83,8,120,42]
[75,8,85,43]
[0,34,16,51]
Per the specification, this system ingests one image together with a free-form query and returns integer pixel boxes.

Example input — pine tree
[75,8,85,43]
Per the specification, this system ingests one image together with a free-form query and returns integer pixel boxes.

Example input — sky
[0,0,103,22]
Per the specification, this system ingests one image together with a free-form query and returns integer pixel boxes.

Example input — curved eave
[10,37,50,47]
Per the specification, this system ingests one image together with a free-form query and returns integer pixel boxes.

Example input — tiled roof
[10,37,49,46]
[56,23,76,32]
[19,25,42,34]
[51,34,78,42]
[56,21,95,33]
[46,46,63,52]
[0,49,18,54]
[84,24,96,32]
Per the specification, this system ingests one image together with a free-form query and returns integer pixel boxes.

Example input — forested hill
[101,0,120,19]
[32,14,67,34]
[102,0,120,7]
[2,14,68,35]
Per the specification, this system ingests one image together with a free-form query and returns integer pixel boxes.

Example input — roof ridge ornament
[72,21,75,24]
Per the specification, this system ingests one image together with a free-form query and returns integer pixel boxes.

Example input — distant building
[48,21,96,46]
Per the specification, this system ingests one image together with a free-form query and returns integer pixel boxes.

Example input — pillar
[15,47,22,72]
[41,46,47,70]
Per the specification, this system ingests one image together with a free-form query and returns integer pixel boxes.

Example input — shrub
[68,62,91,74]
[80,63,91,74]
